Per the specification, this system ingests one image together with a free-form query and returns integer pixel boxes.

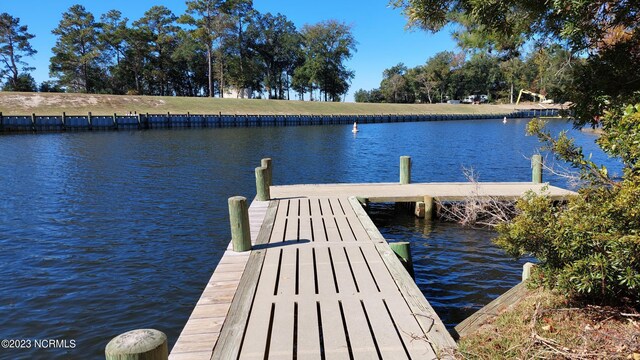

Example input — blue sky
[3,0,459,101]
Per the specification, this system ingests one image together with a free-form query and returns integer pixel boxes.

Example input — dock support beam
[400,156,411,184]
[389,242,414,278]
[415,195,435,219]
[105,329,168,360]
[255,166,270,201]
[532,154,543,184]
[228,196,251,252]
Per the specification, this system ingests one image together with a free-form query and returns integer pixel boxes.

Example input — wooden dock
[169,178,574,360]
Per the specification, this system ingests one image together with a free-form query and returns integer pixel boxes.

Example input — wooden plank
[310,197,322,217]
[311,215,325,243]
[454,282,528,338]
[300,198,311,217]
[296,297,321,360]
[359,245,399,294]
[299,214,313,243]
[344,246,379,294]
[284,202,299,242]
[298,245,316,297]
[318,300,350,359]
[339,298,378,359]
[324,216,342,242]
[319,197,334,216]
[210,200,279,360]
[347,197,458,357]
[237,247,283,358]
[277,247,297,297]
[270,183,576,202]
[270,199,288,244]
[376,294,438,359]
[330,246,358,295]
[289,198,300,218]
[335,215,357,242]
[315,246,337,296]
[268,300,295,359]
[360,298,409,360]
[237,300,273,359]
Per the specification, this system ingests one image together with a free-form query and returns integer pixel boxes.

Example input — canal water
[0,119,618,358]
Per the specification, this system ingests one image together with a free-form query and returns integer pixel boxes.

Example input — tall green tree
[246,12,302,99]
[133,6,179,96]
[379,63,412,103]
[180,0,227,97]
[50,5,105,93]
[0,13,36,91]
[296,20,356,101]
[99,10,131,94]
[222,0,255,97]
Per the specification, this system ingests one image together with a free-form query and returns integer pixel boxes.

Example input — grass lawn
[0,91,555,116]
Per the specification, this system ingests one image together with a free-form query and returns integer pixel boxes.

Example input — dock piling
[414,201,425,218]
[400,156,411,184]
[389,242,414,278]
[424,195,435,219]
[532,154,543,184]
[255,166,270,201]
[228,196,252,252]
[105,329,168,360]
[261,158,272,187]
[522,262,535,281]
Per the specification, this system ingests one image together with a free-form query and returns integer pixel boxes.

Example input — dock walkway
[170,182,575,360]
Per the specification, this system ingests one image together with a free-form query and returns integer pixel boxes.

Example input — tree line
[355,44,576,104]
[0,1,357,101]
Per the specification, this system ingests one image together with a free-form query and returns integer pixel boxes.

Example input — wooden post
[31,113,36,132]
[0,112,3,133]
[61,112,66,131]
[255,166,270,201]
[105,329,168,360]
[414,202,425,218]
[389,242,414,278]
[113,113,118,130]
[531,154,543,184]
[400,156,411,184]
[228,196,251,252]
[88,111,93,131]
[424,195,435,220]
[137,113,142,129]
[166,111,171,128]
[522,262,535,281]
[261,158,272,187]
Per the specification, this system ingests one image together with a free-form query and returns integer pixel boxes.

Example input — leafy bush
[495,105,640,305]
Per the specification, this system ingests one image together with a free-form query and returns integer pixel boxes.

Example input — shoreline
[0,91,564,116]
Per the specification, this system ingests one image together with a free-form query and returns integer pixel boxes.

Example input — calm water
[0,119,618,358]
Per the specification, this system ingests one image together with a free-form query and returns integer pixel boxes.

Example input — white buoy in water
[503,117,507,124]
[352,121,359,133]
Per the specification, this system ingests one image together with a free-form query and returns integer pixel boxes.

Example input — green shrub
[495,184,640,304]
[495,105,640,305]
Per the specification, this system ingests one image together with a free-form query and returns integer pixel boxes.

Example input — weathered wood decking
[269,182,575,202]
[170,182,575,360]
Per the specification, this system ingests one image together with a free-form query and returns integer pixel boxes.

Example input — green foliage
[50,5,105,93]
[0,12,36,90]
[2,73,36,91]
[498,104,640,304]
[294,20,356,101]
[495,181,640,304]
